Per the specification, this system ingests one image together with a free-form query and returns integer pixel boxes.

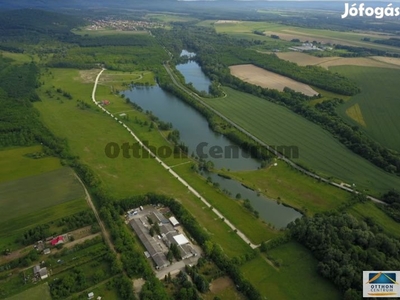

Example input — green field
[241,243,341,300]
[0,51,37,64]
[0,145,61,184]
[4,283,51,300]
[0,198,88,250]
[0,167,85,222]
[333,66,400,152]
[222,160,350,215]
[198,20,400,54]
[204,87,400,195]
[348,201,400,238]
[34,68,271,255]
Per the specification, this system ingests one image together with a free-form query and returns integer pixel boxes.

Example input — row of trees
[373,38,400,48]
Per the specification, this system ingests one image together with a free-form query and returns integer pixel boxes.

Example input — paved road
[92,69,259,249]
[163,63,386,205]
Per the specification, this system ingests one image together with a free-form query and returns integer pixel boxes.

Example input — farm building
[101,100,110,106]
[50,236,64,246]
[130,218,169,269]
[149,211,169,225]
[169,216,179,227]
[173,234,189,245]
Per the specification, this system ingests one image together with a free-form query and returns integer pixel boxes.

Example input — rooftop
[173,234,189,245]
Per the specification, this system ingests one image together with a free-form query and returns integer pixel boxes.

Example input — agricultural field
[229,64,318,96]
[221,160,350,215]
[276,51,400,69]
[333,66,400,152]
[4,283,51,300]
[34,68,270,256]
[205,87,400,195]
[0,145,61,184]
[345,103,366,127]
[0,167,85,223]
[202,20,400,54]
[372,56,400,67]
[240,243,341,300]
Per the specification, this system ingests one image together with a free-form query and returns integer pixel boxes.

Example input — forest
[288,212,400,299]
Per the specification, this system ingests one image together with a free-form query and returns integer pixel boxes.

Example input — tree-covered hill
[0,9,85,35]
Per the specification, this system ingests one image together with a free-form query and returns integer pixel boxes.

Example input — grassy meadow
[34,68,273,255]
[333,66,400,152]
[4,283,52,300]
[204,87,400,195]
[222,160,350,215]
[240,242,341,300]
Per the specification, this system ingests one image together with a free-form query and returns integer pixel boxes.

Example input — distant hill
[0,9,84,33]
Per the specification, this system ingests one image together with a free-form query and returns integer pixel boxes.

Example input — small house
[43,248,51,255]
[88,292,94,299]
[33,265,48,280]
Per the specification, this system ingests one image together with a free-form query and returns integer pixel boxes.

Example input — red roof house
[51,236,64,246]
